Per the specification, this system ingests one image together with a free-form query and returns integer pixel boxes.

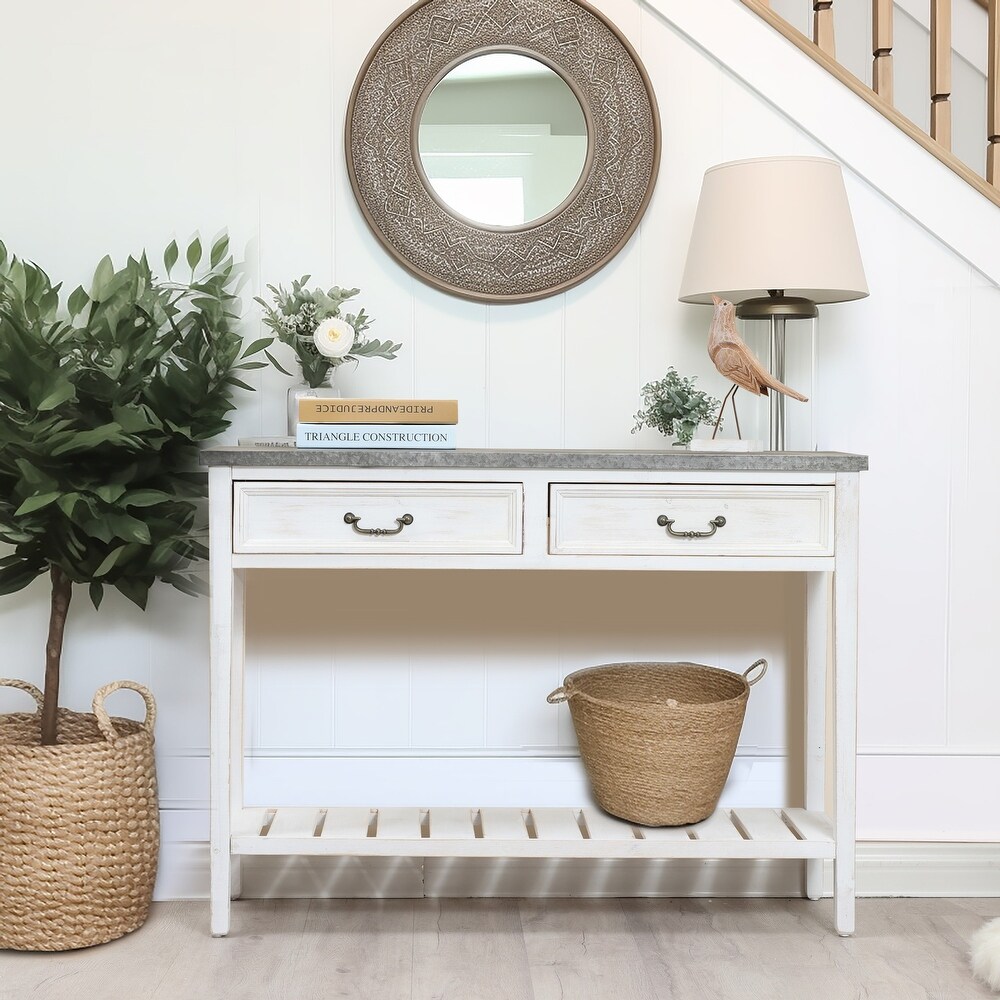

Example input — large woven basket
[0,679,159,951]
[548,659,767,826]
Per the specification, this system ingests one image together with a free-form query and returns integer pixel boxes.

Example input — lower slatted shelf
[231,806,835,859]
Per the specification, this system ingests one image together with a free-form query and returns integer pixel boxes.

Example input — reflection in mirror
[417,52,588,228]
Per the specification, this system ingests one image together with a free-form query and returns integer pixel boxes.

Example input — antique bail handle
[344,512,414,536]
[656,514,726,539]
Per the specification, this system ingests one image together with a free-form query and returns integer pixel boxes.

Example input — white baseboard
[155,842,1000,901]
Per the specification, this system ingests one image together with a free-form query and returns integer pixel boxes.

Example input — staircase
[644,0,1000,288]
[739,0,1000,207]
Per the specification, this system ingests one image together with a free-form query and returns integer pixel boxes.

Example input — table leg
[805,570,830,901]
[229,569,246,903]
[833,473,859,936]
[209,467,234,937]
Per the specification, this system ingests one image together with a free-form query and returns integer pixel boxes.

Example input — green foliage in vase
[0,235,267,743]
[255,276,401,389]
[631,367,721,446]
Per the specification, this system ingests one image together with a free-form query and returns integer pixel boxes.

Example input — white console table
[202,448,866,937]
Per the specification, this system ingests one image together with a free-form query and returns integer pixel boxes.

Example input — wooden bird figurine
[707,295,807,440]
[708,295,808,399]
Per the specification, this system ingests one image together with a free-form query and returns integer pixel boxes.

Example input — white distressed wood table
[202,448,867,937]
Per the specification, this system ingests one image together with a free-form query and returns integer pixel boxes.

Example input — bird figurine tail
[707,296,808,402]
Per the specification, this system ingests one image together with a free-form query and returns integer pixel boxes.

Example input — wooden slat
[428,808,476,841]
[232,808,270,839]
[639,824,694,842]
[231,805,837,859]
[931,0,953,149]
[687,810,746,841]
[479,808,529,841]
[813,0,836,58]
[782,807,835,843]
[320,807,374,839]
[580,809,638,841]
[266,808,322,839]
[990,0,1000,185]
[732,808,799,842]
[872,0,894,104]
[375,807,423,840]
[530,808,584,841]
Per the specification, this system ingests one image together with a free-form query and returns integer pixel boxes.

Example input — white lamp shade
[678,156,868,305]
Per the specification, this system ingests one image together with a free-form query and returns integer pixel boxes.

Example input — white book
[238,436,296,449]
[295,423,457,449]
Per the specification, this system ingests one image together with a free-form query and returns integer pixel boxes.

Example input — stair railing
[740,0,1000,207]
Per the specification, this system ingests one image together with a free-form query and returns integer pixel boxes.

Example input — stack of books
[295,398,458,449]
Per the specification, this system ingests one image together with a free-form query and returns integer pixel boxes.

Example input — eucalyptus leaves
[0,235,265,743]
[255,277,400,389]
[632,368,721,446]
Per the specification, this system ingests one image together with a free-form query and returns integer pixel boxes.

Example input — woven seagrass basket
[547,659,767,826]
[0,679,159,951]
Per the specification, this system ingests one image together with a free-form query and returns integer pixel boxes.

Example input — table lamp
[678,155,868,450]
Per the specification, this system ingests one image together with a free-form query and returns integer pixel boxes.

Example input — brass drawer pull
[344,512,414,536]
[656,514,726,539]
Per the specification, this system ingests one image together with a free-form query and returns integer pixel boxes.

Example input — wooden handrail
[738,0,1000,209]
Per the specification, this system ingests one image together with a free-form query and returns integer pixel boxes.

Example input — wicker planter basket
[547,659,767,826]
[0,679,159,951]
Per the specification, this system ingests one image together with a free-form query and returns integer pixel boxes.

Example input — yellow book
[298,398,458,424]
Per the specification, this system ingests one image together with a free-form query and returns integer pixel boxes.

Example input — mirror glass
[417,53,588,228]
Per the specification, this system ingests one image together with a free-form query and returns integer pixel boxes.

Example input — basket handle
[744,659,768,686]
[0,678,44,712]
[546,686,570,704]
[93,680,157,742]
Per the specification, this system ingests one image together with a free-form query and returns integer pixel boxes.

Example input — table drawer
[549,484,834,557]
[235,482,523,554]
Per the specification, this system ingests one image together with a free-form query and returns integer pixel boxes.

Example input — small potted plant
[255,277,401,432]
[0,236,265,950]
[631,367,721,447]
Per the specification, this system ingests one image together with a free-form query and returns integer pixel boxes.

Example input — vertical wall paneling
[246,575,335,751]
[486,299,567,448]
[566,2,644,444]
[411,288,489,448]
[946,272,1000,747]
[563,252,642,449]
[331,0,417,404]
[2,1,1000,884]
[636,14,724,405]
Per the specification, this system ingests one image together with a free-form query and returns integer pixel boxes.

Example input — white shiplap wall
[1,0,998,897]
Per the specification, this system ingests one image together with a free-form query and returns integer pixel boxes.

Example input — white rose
[313,316,356,358]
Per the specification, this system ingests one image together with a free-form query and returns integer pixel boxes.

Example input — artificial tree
[0,237,266,744]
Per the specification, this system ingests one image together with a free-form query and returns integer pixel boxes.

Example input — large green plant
[0,237,267,744]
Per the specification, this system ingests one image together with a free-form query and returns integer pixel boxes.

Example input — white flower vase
[287,374,342,436]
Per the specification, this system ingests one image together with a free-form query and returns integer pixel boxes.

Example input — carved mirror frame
[345,0,661,304]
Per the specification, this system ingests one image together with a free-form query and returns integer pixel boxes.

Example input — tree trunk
[40,565,72,746]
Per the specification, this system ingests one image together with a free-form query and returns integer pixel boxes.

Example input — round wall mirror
[346,0,660,303]
[416,52,589,230]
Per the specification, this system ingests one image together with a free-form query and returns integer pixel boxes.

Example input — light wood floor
[1,898,994,1000]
